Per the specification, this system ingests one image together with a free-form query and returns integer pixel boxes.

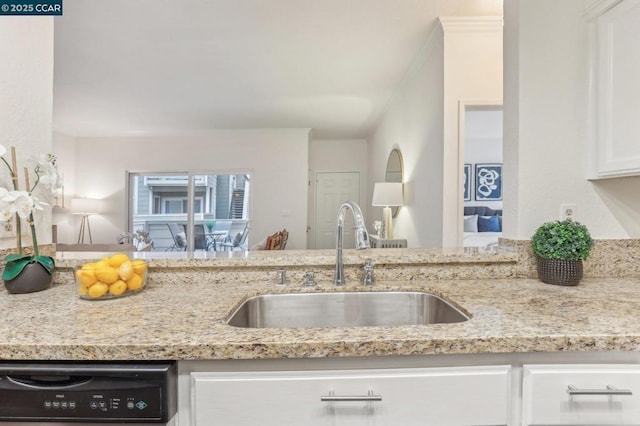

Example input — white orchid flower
[0,146,59,262]
[33,196,48,210]
[12,192,36,219]
[36,153,61,189]
[2,190,21,202]
[38,169,60,188]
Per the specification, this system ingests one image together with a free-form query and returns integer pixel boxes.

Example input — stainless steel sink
[226,291,469,328]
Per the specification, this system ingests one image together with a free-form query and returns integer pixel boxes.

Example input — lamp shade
[372,182,403,207]
[70,198,101,215]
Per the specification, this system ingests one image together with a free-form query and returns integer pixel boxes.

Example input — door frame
[457,100,503,247]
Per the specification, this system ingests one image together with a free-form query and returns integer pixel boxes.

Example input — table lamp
[372,182,403,239]
[71,198,101,244]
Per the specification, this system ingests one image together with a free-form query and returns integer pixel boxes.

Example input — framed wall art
[475,163,502,201]
[463,164,472,201]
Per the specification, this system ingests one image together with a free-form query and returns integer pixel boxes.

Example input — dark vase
[3,262,54,294]
[536,256,583,286]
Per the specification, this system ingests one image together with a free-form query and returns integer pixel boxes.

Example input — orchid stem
[28,215,38,257]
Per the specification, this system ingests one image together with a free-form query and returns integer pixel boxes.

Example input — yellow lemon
[109,280,128,297]
[118,261,134,281]
[126,273,144,291]
[76,269,97,287]
[95,267,119,284]
[78,283,88,295]
[109,253,130,268]
[88,282,108,299]
[131,259,148,275]
[95,260,110,269]
[81,262,97,270]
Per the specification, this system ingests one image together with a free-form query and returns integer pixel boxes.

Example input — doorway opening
[458,102,503,248]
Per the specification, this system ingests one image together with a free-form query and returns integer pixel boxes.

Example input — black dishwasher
[0,361,176,424]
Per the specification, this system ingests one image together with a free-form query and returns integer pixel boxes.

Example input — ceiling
[53,0,502,139]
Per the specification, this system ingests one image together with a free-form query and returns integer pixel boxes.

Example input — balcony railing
[143,176,208,186]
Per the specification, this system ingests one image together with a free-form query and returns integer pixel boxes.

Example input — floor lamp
[71,198,101,244]
[372,182,403,239]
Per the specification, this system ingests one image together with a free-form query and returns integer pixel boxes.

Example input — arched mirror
[385,148,404,217]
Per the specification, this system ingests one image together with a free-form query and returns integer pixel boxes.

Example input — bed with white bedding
[463,206,502,248]
[463,231,501,247]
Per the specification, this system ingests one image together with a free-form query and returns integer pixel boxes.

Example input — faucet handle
[363,259,375,286]
[276,269,287,286]
[304,271,316,287]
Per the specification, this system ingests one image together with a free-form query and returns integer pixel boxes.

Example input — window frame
[126,170,251,251]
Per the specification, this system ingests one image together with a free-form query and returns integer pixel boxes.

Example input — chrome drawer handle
[567,384,633,396]
[321,390,382,402]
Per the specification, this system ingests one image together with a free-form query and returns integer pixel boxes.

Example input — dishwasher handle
[6,374,93,389]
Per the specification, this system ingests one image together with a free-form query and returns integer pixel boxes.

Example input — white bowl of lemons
[75,253,148,300]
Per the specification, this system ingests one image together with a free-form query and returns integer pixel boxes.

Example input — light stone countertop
[1,274,640,360]
[54,247,517,268]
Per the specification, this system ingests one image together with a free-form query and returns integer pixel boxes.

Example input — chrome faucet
[334,201,370,285]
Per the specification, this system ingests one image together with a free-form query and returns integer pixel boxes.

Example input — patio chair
[220,224,249,251]
[166,223,186,251]
[194,224,207,251]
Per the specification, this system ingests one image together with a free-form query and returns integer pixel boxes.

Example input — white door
[314,172,360,250]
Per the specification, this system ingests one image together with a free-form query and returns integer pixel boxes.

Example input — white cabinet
[523,364,640,425]
[588,0,640,178]
[190,365,511,426]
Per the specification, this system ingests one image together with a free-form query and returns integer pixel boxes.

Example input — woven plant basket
[536,256,583,286]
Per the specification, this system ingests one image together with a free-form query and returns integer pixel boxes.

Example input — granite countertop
[1,275,639,360]
[54,247,517,268]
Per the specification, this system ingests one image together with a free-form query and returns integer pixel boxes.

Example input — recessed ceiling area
[53,0,502,139]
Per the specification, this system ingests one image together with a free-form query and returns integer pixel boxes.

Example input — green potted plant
[530,219,594,286]
[0,145,60,294]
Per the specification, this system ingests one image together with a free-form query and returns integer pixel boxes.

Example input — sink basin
[226,291,469,328]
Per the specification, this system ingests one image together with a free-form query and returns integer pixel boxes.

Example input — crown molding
[583,0,623,20]
[439,16,503,33]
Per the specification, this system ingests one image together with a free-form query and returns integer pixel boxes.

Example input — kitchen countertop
[1,275,640,360]
[54,247,517,268]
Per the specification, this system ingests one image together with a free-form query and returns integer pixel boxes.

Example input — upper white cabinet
[588,0,640,178]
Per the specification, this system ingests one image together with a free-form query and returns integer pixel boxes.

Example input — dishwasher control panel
[0,362,176,422]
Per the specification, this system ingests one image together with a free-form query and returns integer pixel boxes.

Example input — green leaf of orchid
[4,253,33,263]
[34,255,55,275]
[2,255,55,281]
[2,257,32,281]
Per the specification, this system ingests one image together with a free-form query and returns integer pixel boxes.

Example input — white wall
[51,132,77,243]
[369,17,502,248]
[308,139,368,248]
[368,26,445,248]
[57,129,310,249]
[503,0,639,239]
[0,18,54,249]
[441,17,503,246]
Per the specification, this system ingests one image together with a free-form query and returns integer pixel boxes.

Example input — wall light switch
[560,203,577,221]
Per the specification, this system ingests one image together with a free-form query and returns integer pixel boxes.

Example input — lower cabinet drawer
[523,364,640,425]
[191,365,511,426]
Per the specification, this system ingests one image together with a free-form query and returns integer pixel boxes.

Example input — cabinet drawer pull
[567,384,633,396]
[321,390,382,402]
